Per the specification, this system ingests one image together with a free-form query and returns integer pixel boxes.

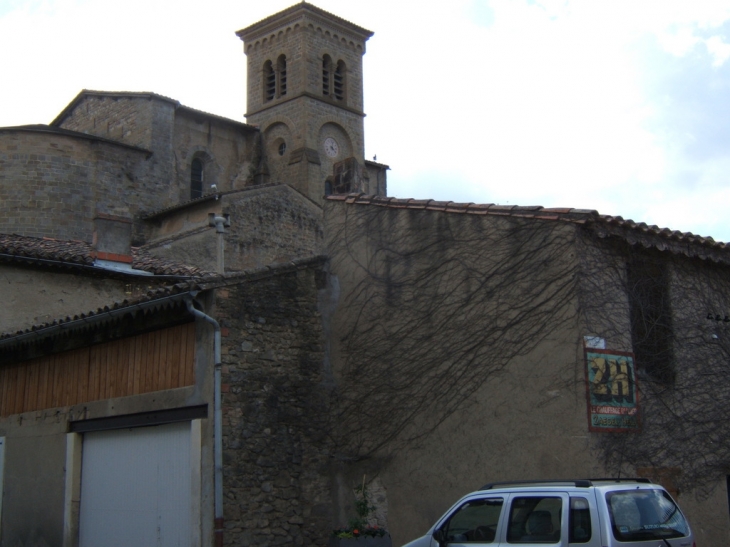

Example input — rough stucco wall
[577,233,730,547]
[216,264,333,547]
[2,427,66,547]
[322,201,607,545]
[0,265,142,334]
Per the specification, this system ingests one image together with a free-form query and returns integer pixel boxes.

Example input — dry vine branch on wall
[580,235,730,498]
[327,205,581,459]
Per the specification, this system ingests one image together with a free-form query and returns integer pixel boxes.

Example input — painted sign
[585,349,640,432]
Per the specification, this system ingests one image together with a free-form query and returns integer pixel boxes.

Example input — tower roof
[236,1,373,44]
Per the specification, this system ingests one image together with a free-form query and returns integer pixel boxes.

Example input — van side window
[569,497,592,543]
[507,497,561,544]
[443,498,503,543]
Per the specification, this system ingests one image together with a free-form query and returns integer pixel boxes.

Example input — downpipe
[185,295,224,547]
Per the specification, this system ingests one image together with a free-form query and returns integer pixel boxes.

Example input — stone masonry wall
[57,94,160,150]
[0,130,154,242]
[216,262,333,547]
[223,185,325,271]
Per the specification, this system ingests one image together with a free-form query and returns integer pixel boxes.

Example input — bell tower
[237,2,377,202]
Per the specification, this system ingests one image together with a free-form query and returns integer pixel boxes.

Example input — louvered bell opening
[280,70,287,96]
[334,77,343,100]
[264,61,276,101]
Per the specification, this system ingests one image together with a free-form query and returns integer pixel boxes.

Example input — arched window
[322,55,332,96]
[334,60,346,101]
[277,55,287,97]
[190,158,204,199]
[324,178,333,196]
[264,60,276,102]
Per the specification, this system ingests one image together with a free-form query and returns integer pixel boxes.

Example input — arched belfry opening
[237,2,381,202]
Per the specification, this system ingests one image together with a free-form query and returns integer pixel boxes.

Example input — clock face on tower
[323,137,339,158]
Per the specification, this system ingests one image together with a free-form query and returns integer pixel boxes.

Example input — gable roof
[51,90,258,131]
[326,194,730,265]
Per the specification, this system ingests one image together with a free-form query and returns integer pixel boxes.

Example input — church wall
[0,129,154,242]
[215,263,334,547]
[142,185,324,273]
[172,111,259,199]
[56,94,165,151]
[222,185,325,272]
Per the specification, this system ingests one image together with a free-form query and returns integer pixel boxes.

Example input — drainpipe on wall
[185,295,224,547]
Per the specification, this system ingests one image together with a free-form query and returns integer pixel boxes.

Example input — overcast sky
[2,0,729,242]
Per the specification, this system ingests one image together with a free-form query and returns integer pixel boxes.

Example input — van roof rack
[478,478,653,490]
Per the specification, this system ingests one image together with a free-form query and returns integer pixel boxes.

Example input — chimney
[93,214,133,270]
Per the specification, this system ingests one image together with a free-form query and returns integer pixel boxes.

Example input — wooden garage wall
[0,322,196,417]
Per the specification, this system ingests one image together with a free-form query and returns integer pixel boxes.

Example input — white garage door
[78,421,192,547]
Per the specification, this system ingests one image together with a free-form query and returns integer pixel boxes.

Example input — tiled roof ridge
[326,193,729,252]
[327,194,599,222]
[142,183,283,220]
[0,233,217,277]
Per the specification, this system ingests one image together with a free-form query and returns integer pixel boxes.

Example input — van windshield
[606,489,689,541]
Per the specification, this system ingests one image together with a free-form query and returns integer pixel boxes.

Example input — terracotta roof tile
[0,234,216,277]
[326,193,730,263]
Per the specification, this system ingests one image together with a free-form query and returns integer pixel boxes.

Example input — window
[569,497,591,543]
[606,489,689,542]
[627,252,675,383]
[324,178,333,196]
[334,60,346,101]
[322,55,346,101]
[322,55,332,96]
[277,54,287,97]
[442,498,504,543]
[190,158,204,199]
[264,60,276,101]
[507,496,561,544]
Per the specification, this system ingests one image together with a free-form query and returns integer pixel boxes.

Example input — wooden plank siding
[0,323,196,417]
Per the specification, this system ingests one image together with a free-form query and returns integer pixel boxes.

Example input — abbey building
[0,3,729,547]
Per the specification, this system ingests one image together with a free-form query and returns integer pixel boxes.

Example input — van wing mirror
[432,528,446,545]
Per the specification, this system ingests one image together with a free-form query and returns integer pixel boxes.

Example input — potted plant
[330,478,392,547]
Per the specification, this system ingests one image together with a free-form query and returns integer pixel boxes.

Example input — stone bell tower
[237,2,378,202]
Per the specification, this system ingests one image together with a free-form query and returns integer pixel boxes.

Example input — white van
[402,479,695,547]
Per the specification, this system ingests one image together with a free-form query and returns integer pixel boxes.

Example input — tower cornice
[236,2,373,50]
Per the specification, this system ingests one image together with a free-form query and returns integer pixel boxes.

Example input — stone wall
[142,185,324,273]
[216,261,333,546]
[172,111,258,200]
[0,128,154,242]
